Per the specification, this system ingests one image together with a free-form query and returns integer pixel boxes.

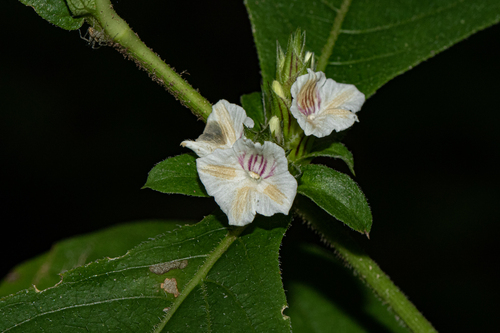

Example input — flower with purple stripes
[196,138,297,226]
[290,69,365,138]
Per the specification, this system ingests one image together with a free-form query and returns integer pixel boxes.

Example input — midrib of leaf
[316,0,353,72]
[153,226,246,333]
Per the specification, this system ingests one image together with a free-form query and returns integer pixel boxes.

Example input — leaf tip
[364,231,370,240]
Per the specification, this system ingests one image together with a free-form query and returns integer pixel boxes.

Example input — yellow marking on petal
[325,89,355,109]
[213,102,237,145]
[200,165,237,180]
[321,108,353,119]
[233,186,253,221]
[263,185,286,205]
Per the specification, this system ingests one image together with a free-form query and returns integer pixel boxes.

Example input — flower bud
[269,116,283,145]
[276,29,312,90]
[272,80,286,100]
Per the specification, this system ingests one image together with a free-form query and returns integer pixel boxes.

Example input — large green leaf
[19,0,85,30]
[298,164,372,233]
[144,154,209,197]
[0,214,291,332]
[0,221,187,298]
[245,0,500,97]
[284,244,409,333]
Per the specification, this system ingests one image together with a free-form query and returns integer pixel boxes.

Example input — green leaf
[66,0,96,18]
[0,221,188,298]
[284,244,409,333]
[0,214,292,332]
[241,91,265,131]
[245,0,500,97]
[298,164,372,233]
[144,153,209,197]
[19,0,85,30]
[298,142,355,175]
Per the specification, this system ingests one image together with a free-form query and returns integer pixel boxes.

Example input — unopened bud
[269,116,283,144]
[277,45,286,73]
[304,51,312,63]
[272,80,285,99]
[304,51,315,70]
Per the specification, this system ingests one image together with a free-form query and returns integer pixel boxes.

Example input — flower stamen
[248,171,261,180]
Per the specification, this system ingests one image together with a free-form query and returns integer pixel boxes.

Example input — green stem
[89,0,212,121]
[295,196,438,333]
[153,225,246,333]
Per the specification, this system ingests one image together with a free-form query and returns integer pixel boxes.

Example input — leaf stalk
[295,197,438,333]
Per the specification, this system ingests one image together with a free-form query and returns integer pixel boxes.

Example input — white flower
[290,69,365,138]
[181,100,254,157]
[196,138,297,226]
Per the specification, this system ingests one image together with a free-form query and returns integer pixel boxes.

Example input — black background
[2,1,499,332]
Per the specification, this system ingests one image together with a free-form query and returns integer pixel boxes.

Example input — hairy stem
[89,0,212,120]
[295,196,437,333]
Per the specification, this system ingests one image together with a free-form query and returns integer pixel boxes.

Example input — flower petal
[196,147,255,225]
[197,138,297,226]
[290,69,365,138]
[181,100,254,157]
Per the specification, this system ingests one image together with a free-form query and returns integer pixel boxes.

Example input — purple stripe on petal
[248,154,255,171]
[259,159,267,176]
[263,161,277,179]
[238,152,246,169]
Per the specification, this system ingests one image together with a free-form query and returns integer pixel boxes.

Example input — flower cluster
[182,100,297,226]
[182,32,365,226]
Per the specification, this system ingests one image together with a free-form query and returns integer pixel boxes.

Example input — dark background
[2,1,499,332]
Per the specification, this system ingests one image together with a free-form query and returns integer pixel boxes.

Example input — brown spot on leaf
[149,260,188,275]
[161,278,180,297]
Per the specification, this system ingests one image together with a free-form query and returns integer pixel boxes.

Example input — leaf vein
[329,50,405,65]
[339,0,462,35]
[317,0,353,72]
[320,0,339,13]
[200,281,213,333]
[1,296,163,333]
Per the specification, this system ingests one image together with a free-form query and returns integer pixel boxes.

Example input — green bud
[304,51,315,70]
[276,44,286,77]
[276,29,315,95]
[272,80,286,100]
[269,116,283,145]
